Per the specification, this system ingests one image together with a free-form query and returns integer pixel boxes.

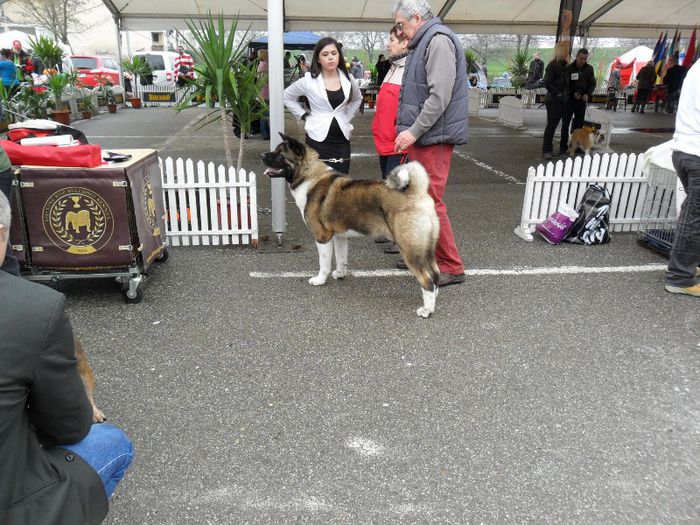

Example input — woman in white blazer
[283,37,363,174]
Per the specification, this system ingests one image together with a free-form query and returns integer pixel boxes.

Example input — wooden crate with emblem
[14,149,167,303]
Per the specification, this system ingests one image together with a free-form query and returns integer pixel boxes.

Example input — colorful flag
[651,31,664,63]
[555,0,583,56]
[683,27,697,68]
[655,31,668,74]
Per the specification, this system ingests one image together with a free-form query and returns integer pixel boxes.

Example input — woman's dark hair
[0,48,10,59]
[309,37,350,80]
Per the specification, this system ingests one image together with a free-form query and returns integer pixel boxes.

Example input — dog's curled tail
[385,161,430,196]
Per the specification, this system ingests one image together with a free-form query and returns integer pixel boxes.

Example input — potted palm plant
[79,97,95,119]
[508,51,531,91]
[175,12,268,172]
[46,73,72,124]
[120,56,151,108]
[29,35,65,73]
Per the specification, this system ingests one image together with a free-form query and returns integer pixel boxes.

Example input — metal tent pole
[268,0,287,246]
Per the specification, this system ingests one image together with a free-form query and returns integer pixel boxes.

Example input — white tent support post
[115,16,125,97]
[268,0,287,244]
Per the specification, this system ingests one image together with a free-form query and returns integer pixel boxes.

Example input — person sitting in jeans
[0,190,134,525]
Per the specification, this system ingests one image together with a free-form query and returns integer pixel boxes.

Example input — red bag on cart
[0,140,102,168]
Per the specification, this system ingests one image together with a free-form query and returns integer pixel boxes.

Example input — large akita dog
[262,133,440,318]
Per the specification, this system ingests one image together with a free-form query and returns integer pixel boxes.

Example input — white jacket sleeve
[283,76,308,120]
[345,82,363,121]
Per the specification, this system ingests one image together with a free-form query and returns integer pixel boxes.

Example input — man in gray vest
[392,0,468,286]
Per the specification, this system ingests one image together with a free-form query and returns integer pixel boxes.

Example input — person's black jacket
[375,58,391,85]
[543,59,568,103]
[0,271,108,525]
[664,64,688,92]
[565,61,596,100]
[528,58,545,83]
[636,63,657,90]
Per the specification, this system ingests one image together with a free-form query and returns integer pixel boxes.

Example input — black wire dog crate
[636,163,684,258]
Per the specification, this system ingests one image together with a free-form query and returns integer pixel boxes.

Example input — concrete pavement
[55,103,699,523]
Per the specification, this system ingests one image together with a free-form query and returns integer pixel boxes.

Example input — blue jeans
[379,154,406,179]
[61,423,134,499]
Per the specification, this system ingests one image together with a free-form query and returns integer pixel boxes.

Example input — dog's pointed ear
[279,132,289,142]
[286,135,306,158]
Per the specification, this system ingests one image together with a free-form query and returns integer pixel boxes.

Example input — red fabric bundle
[0,140,102,168]
[7,128,54,143]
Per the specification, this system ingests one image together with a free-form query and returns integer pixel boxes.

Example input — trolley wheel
[155,248,169,263]
[124,283,143,304]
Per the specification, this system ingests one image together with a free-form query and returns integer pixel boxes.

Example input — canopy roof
[102,0,700,38]
[249,31,321,50]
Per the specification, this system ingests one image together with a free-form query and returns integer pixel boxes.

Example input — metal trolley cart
[636,162,685,258]
[9,149,168,303]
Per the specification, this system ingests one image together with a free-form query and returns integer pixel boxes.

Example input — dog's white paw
[332,269,346,280]
[309,275,328,286]
[416,306,433,318]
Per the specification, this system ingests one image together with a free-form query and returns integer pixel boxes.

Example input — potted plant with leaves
[508,51,531,91]
[10,85,49,119]
[46,73,72,124]
[79,96,95,119]
[94,75,117,112]
[175,12,268,172]
[28,35,65,74]
[120,56,151,108]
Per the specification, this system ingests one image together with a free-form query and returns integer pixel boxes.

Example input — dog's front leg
[309,240,333,285]
[332,235,348,279]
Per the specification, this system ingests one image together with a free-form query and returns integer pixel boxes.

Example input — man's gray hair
[392,0,433,20]
[0,190,11,240]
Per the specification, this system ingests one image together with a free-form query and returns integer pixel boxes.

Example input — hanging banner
[555,0,583,56]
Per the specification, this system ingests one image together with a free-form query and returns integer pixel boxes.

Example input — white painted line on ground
[454,150,523,184]
[250,264,667,279]
[89,135,171,138]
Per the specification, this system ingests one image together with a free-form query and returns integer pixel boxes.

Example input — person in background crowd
[375,53,391,85]
[257,49,270,141]
[0,190,135,525]
[526,52,545,89]
[541,43,570,160]
[480,59,488,82]
[632,60,656,113]
[664,60,700,297]
[0,145,19,275]
[561,48,596,154]
[350,56,364,80]
[284,51,292,69]
[663,53,688,115]
[10,40,30,81]
[0,49,19,95]
[174,45,194,87]
[606,63,621,111]
[283,37,362,174]
[392,0,468,287]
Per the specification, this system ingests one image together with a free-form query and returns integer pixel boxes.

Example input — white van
[132,51,180,85]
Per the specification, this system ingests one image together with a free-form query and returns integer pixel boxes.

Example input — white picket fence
[514,152,648,241]
[497,96,526,129]
[584,106,613,153]
[159,157,258,247]
[521,87,546,108]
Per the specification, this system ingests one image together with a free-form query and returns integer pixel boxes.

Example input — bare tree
[357,31,387,64]
[459,33,507,65]
[10,0,99,46]
[514,34,532,56]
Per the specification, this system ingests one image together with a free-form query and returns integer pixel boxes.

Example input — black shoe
[396,260,408,270]
[438,272,466,287]
[384,242,400,254]
[543,152,552,160]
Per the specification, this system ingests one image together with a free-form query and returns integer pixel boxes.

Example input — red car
[69,55,122,87]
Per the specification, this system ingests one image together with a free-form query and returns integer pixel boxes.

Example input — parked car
[69,55,122,87]
[132,51,180,85]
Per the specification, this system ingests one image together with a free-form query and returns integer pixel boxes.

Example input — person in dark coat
[0,190,134,525]
[632,60,657,113]
[663,54,688,114]
[541,43,569,159]
[526,52,545,89]
[375,53,391,85]
[561,48,596,154]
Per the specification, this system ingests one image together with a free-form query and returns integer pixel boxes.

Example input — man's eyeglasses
[395,21,405,30]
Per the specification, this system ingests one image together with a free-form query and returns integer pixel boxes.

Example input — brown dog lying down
[75,338,106,423]
[567,126,605,157]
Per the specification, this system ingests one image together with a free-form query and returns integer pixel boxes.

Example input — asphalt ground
[44,102,700,523]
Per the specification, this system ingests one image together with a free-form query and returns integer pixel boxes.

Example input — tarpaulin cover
[0,140,102,168]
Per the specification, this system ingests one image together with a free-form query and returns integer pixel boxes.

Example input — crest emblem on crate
[141,175,161,236]
[42,187,114,254]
